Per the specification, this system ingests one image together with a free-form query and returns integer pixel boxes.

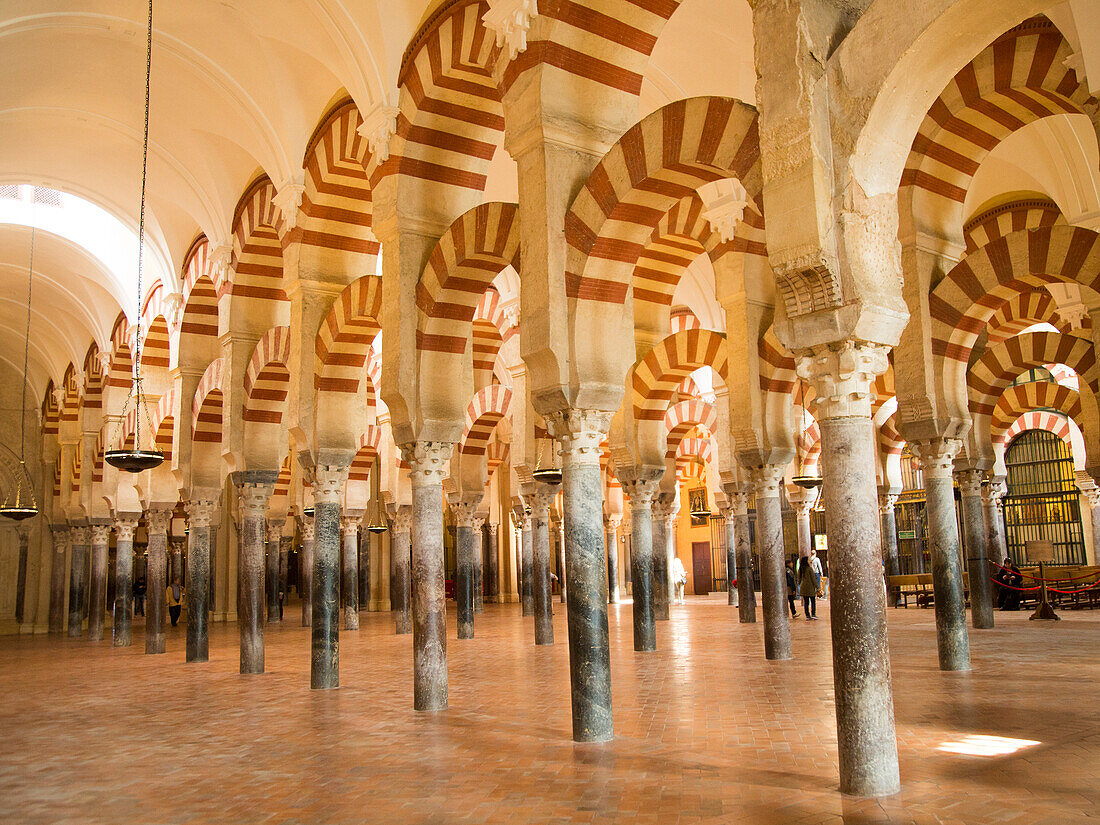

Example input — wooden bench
[888,573,969,608]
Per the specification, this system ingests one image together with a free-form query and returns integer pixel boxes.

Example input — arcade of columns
[7,0,1100,800]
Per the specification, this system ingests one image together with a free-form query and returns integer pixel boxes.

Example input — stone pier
[957,469,994,629]
[879,492,900,606]
[732,492,756,622]
[750,466,790,660]
[605,515,620,604]
[235,476,275,674]
[67,526,88,637]
[486,523,499,603]
[265,520,283,623]
[297,514,314,628]
[621,473,660,653]
[110,518,138,647]
[87,524,110,642]
[48,526,68,634]
[520,516,534,617]
[651,496,671,621]
[531,484,556,645]
[391,507,412,635]
[311,465,348,690]
[145,510,172,654]
[185,499,216,662]
[983,479,1009,566]
[341,515,360,631]
[452,499,478,640]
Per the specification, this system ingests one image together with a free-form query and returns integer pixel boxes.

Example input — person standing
[671,555,687,605]
[785,559,799,618]
[799,556,820,620]
[133,575,146,617]
[809,549,826,598]
[166,577,184,627]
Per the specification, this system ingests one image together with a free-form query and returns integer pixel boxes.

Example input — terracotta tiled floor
[1,596,1097,824]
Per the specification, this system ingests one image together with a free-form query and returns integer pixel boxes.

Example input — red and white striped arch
[963,198,1064,254]
[986,288,1060,345]
[230,176,287,304]
[270,456,293,506]
[486,440,509,477]
[676,436,713,467]
[243,326,292,425]
[460,385,512,456]
[315,275,383,400]
[180,235,221,348]
[631,329,729,422]
[41,381,59,437]
[140,314,171,375]
[59,364,80,430]
[663,399,717,459]
[758,327,796,397]
[564,97,760,305]
[191,358,225,443]
[151,387,176,462]
[472,288,511,390]
[107,313,133,395]
[992,380,1082,446]
[349,425,384,485]
[82,343,104,413]
[1004,410,1074,452]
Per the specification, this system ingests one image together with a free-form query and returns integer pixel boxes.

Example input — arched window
[1003,429,1085,565]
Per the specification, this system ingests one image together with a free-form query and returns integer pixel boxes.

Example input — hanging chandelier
[791,376,822,490]
[531,434,562,485]
[0,213,41,521]
[105,0,164,474]
[366,497,388,534]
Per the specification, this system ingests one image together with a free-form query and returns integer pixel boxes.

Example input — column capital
[488,522,499,537]
[451,499,479,528]
[185,499,217,529]
[265,519,285,542]
[664,511,678,530]
[392,506,413,533]
[471,513,486,532]
[543,409,612,466]
[482,0,537,62]
[878,492,899,514]
[731,491,752,515]
[144,507,173,535]
[90,524,112,544]
[955,468,983,499]
[1083,486,1100,509]
[909,437,962,480]
[296,514,315,541]
[339,515,361,536]
[795,499,815,518]
[112,518,138,542]
[604,514,621,530]
[620,476,661,508]
[520,514,532,531]
[400,442,453,487]
[796,340,890,420]
[237,482,274,519]
[982,477,1007,506]
[311,464,349,504]
[70,525,90,545]
[530,482,559,518]
[750,464,786,499]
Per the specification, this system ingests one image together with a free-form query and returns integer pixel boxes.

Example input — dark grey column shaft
[81,542,91,620]
[391,507,412,634]
[957,471,993,629]
[456,521,475,639]
[15,531,29,625]
[486,524,499,602]
[724,514,738,606]
[265,521,282,623]
[48,529,67,634]
[624,479,658,652]
[311,465,346,690]
[734,503,756,622]
[406,444,450,711]
[67,528,88,637]
[185,500,215,663]
[816,410,900,797]
[236,480,273,674]
[795,504,813,559]
[209,524,219,616]
[553,412,613,743]
[651,501,670,620]
[752,468,790,660]
[111,519,138,647]
[298,516,314,627]
[145,512,170,654]
[521,522,534,616]
[558,522,567,604]
[880,495,900,606]
[87,525,110,642]
[531,486,556,645]
[341,516,359,631]
[357,529,370,609]
[279,536,290,609]
[474,521,484,613]
[917,441,971,672]
[606,517,620,603]
[983,481,1008,565]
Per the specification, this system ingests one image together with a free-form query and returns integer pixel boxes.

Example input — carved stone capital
[311,464,349,504]
[186,499,217,530]
[339,515,361,536]
[1084,487,1100,510]
[70,526,90,545]
[604,514,621,531]
[482,0,537,61]
[750,464,786,499]
[909,438,961,481]
[391,506,413,534]
[982,478,1007,507]
[796,340,890,420]
[878,492,899,515]
[955,468,984,499]
[620,474,661,509]
[795,500,815,518]
[357,104,400,163]
[237,483,273,520]
[471,513,486,532]
[265,520,285,542]
[90,524,112,545]
[113,518,138,542]
[296,514,315,541]
[273,180,305,230]
[520,514,532,531]
[145,508,173,536]
[400,442,453,487]
[488,523,499,537]
[544,409,611,467]
[530,482,558,518]
[451,499,479,528]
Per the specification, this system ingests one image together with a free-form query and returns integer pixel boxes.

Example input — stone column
[733,492,756,622]
[650,497,671,621]
[795,499,814,560]
[520,516,534,617]
[621,475,660,652]
[48,526,68,634]
[798,342,900,797]
[279,536,291,610]
[719,508,738,607]
[185,499,216,663]
[171,541,183,585]
[14,529,29,625]
[144,510,171,654]
[879,492,900,606]
[87,524,111,642]
[340,514,360,631]
[210,523,219,616]
[531,485,557,645]
[67,526,89,637]
[265,520,283,623]
[402,442,453,712]
[391,507,412,634]
[357,529,370,609]
[235,478,274,674]
[472,515,485,614]
[605,515,621,604]
[983,479,1008,565]
[557,521,567,603]
[311,465,348,690]
[297,514,315,627]
[546,409,613,743]
[750,466,791,660]
[664,507,679,603]
[486,523,499,603]
[957,469,994,630]
[453,500,477,640]
[110,518,138,647]
[911,439,971,672]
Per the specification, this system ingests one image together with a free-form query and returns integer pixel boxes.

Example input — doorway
[691,542,711,595]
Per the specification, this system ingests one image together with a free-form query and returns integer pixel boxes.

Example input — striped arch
[670,306,701,334]
[230,176,287,306]
[315,275,383,396]
[631,329,730,422]
[349,426,384,484]
[799,418,822,473]
[140,315,171,373]
[180,235,221,362]
[297,98,376,262]
[151,388,177,461]
[677,457,706,484]
[460,385,512,456]
[987,288,1060,345]
[59,364,80,429]
[191,358,225,443]
[969,331,1098,417]
[878,413,905,459]
[758,327,796,397]
[417,201,520,356]
[270,456,293,506]
[676,436,713,467]
[564,97,760,305]
[663,399,718,458]
[243,326,292,425]
[675,374,700,400]
[107,313,133,395]
[91,431,105,486]
[902,17,1095,228]
[383,0,502,194]
[472,288,509,391]
[486,441,508,477]
[963,197,1064,254]
[82,343,104,412]
[1004,411,1074,452]
[42,381,59,437]
[992,381,1082,445]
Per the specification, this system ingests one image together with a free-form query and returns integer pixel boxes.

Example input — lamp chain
[132,0,153,450]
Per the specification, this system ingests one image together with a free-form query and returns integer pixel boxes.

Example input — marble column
[144,510,171,654]
[340,514,360,631]
[546,409,613,743]
[235,477,275,675]
[453,500,478,640]
[531,485,557,645]
[265,520,283,623]
[750,465,790,660]
[297,514,315,627]
[557,521,567,603]
[983,479,1008,565]
[799,343,900,797]
[621,475,660,652]
[957,469,994,630]
[357,529,370,609]
[733,492,756,622]
[48,526,68,634]
[795,499,814,560]
[87,524,111,642]
[486,523,499,603]
[391,507,412,634]
[170,541,183,585]
[110,518,138,647]
[279,536,291,610]
[311,465,348,690]
[605,515,621,604]
[67,526,89,637]
[720,509,738,607]
[209,524,219,616]
[651,496,672,620]
[912,438,971,672]
[472,515,485,614]
[664,508,679,604]
[14,529,29,625]
[520,516,534,617]
[185,499,215,663]
[402,442,452,711]
[879,493,900,606]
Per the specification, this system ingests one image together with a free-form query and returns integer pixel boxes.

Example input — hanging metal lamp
[0,214,41,521]
[366,498,388,534]
[791,376,821,490]
[105,0,163,474]
[531,435,562,485]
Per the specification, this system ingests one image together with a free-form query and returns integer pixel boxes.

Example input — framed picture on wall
[688,487,708,527]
